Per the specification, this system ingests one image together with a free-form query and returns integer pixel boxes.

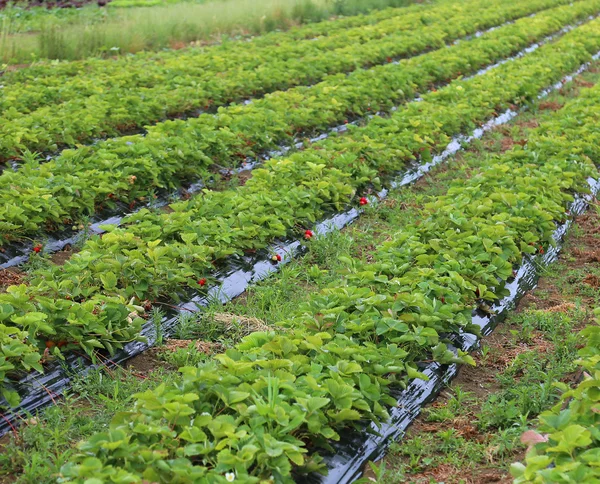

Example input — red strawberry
[359,197,368,206]
[272,254,282,262]
[33,245,42,253]
[539,246,545,255]
[386,57,392,63]
[198,278,207,286]
[304,230,314,239]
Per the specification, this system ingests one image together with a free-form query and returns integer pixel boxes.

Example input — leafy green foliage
[57,44,600,482]
[2,15,600,408]
[1,0,596,242]
[0,0,565,120]
[511,308,600,483]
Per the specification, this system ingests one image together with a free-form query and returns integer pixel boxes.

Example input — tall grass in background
[0,0,423,63]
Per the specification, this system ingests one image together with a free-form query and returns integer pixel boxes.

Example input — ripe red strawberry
[198,278,207,286]
[359,197,368,206]
[304,230,314,239]
[386,56,392,63]
[33,245,42,253]
[272,254,282,262]
[539,246,545,255]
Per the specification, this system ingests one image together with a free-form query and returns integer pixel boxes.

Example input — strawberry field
[1,0,599,482]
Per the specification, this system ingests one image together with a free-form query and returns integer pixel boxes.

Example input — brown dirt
[126,351,164,374]
[236,169,254,187]
[538,101,563,111]
[214,168,255,191]
[168,40,188,50]
[127,338,224,374]
[0,268,24,290]
[515,120,539,130]
[575,79,595,88]
[408,465,511,484]
[583,274,600,288]
[50,245,76,266]
[499,137,515,152]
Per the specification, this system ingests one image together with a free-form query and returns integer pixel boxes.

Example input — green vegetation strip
[0,0,569,158]
[0,0,431,64]
[2,0,597,244]
[55,56,600,484]
[0,12,598,415]
[512,308,600,483]
[0,0,506,119]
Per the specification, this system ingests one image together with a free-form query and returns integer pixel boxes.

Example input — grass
[0,0,421,63]
[0,367,180,483]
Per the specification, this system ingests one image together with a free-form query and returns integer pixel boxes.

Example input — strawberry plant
[511,308,600,483]
[58,76,600,482]
[2,0,598,243]
[0,0,568,127]
[1,17,600,400]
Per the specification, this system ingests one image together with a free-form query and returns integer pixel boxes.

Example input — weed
[0,0,417,62]
[156,342,209,367]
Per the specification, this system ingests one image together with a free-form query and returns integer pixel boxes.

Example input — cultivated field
[0,0,599,482]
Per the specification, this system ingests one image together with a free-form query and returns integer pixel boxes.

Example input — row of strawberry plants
[1,0,547,91]
[0,0,566,159]
[1,18,599,409]
[2,0,596,246]
[3,0,432,86]
[512,308,600,483]
[56,69,600,484]
[0,0,508,118]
